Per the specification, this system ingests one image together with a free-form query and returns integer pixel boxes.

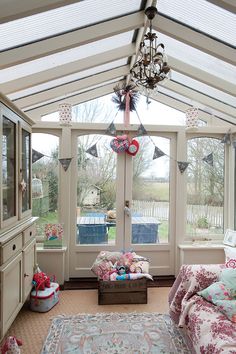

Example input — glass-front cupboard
[0,93,36,341]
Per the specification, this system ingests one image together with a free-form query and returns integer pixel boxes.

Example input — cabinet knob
[24,273,29,277]
[12,244,16,251]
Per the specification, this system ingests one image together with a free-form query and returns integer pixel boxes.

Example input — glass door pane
[2,116,16,220]
[22,129,31,213]
[186,137,224,239]
[76,134,117,245]
[131,136,170,244]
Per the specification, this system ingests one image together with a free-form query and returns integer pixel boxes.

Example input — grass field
[134,182,169,201]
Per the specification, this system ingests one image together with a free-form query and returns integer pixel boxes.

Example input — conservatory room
[0,0,235,353]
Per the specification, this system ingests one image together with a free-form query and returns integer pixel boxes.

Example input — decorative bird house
[32,177,43,199]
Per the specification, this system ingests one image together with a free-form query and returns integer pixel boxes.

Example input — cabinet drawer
[1,234,22,265]
[23,224,36,245]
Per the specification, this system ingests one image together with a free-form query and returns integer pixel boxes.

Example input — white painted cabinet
[0,92,37,340]
[0,222,37,340]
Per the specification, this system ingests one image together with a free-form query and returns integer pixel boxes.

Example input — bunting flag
[202,153,213,166]
[153,146,165,160]
[105,122,117,136]
[137,123,148,136]
[177,161,190,174]
[59,158,72,171]
[86,144,98,157]
[32,149,45,163]
[221,132,231,145]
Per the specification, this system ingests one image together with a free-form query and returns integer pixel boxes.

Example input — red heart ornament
[126,139,139,156]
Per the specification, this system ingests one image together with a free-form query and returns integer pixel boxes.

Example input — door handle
[124,201,131,217]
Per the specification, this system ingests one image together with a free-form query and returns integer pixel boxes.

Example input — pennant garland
[153,146,165,160]
[59,158,72,171]
[221,132,231,145]
[86,144,98,158]
[137,123,148,136]
[202,153,213,166]
[32,149,44,163]
[105,122,117,136]
[177,161,190,174]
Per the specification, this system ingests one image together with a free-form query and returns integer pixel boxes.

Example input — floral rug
[41,312,191,353]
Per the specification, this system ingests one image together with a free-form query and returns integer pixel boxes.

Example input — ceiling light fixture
[130,4,171,94]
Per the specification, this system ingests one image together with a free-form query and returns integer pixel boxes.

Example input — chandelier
[130,5,170,91]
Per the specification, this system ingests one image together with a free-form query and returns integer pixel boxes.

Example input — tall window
[186,137,224,239]
[32,133,59,236]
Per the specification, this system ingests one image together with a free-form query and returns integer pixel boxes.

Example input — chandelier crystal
[130,5,171,91]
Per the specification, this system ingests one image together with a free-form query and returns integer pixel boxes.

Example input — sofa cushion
[224,246,236,269]
[198,268,236,322]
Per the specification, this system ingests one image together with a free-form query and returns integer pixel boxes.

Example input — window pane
[77,134,117,245]
[2,116,16,220]
[132,136,170,244]
[186,137,224,239]
[32,133,59,236]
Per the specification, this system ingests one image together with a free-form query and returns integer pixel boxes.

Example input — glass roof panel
[158,0,236,46]
[157,33,236,84]
[0,0,140,50]
[171,71,236,108]
[8,59,127,100]
[158,86,233,123]
[0,32,133,82]
[24,77,123,111]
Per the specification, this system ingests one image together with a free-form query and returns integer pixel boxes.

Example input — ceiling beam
[0,44,135,94]
[206,0,236,13]
[24,81,122,120]
[12,65,129,109]
[163,80,236,118]
[169,56,236,96]
[0,1,82,24]
[153,15,235,66]
[0,12,144,69]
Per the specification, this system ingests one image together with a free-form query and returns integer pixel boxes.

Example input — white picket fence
[132,200,223,227]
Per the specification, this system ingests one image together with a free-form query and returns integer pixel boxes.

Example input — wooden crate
[98,278,147,305]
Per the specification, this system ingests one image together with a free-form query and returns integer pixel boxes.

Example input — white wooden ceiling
[0,0,235,124]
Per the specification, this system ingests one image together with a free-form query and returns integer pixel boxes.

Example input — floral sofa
[169,264,236,354]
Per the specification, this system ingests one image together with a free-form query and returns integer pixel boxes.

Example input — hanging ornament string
[124,89,131,127]
[112,84,139,127]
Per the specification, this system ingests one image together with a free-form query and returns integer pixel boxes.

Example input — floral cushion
[198,268,236,323]
[198,281,231,301]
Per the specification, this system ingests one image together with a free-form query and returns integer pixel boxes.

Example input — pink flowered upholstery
[169,264,236,354]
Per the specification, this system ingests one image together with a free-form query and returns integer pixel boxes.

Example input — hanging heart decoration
[126,138,139,156]
[110,134,129,153]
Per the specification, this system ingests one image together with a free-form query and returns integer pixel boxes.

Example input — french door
[69,131,176,278]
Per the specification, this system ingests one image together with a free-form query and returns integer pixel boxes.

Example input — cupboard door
[1,253,22,337]
[2,114,17,225]
[23,240,35,301]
